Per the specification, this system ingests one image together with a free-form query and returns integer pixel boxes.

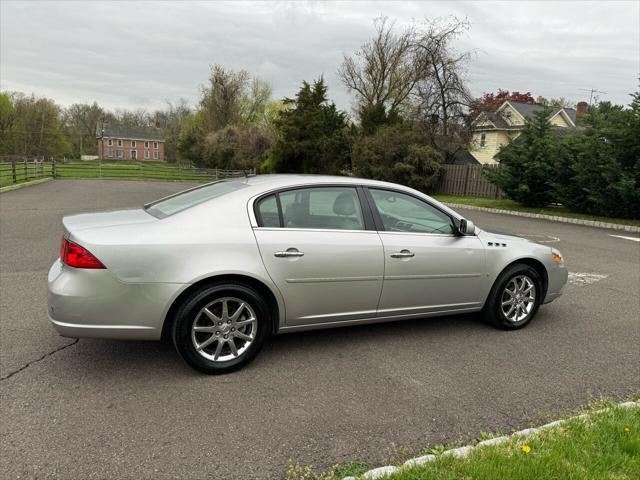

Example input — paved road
[1,180,638,479]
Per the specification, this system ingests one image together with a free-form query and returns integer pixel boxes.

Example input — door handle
[390,249,415,258]
[274,248,304,258]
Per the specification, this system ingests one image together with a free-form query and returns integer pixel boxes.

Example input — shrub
[351,124,443,192]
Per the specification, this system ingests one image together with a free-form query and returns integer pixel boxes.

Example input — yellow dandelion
[624,427,631,433]
[521,444,532,454]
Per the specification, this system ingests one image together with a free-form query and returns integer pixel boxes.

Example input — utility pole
[579,88,607,106]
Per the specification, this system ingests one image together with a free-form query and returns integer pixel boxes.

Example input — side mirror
[458,219,476,236]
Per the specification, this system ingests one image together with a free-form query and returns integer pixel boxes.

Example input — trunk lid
[62,208,157,233]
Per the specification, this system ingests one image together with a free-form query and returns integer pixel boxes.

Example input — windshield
[145,181,248,218]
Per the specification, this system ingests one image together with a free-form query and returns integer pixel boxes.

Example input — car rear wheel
[172,283,270,374]
[483,263,543,330]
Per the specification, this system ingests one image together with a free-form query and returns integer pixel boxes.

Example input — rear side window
[145,181,247,218]
[255,187,365,231]
[256,194,280,227]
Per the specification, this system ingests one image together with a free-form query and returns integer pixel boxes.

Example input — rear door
[367,187,486,318]
[252,186,384,326]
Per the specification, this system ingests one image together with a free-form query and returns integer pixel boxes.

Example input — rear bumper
[47,260,183,340]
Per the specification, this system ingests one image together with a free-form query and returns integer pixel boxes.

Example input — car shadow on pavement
[61,312,492,377]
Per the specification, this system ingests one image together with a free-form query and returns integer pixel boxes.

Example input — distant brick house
[97,124,165,161]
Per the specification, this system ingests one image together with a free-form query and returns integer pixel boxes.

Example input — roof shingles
[97,124,164,141]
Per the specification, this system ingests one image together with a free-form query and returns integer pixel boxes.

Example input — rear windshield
[145,181,248,218]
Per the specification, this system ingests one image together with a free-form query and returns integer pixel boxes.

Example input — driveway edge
[0,177,53,193]
[344,400,640,480]
[443,202,640,233]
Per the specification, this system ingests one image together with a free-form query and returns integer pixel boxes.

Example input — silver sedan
[48,175,568,373]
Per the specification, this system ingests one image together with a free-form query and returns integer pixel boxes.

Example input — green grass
[432,194,640,227]
[389,403,639,480]
[54,160,215,182]
[284,402,639,480]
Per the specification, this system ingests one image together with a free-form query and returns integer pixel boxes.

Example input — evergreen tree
[271,78,350,174]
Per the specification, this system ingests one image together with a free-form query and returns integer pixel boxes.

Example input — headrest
[333,192,356,216]
[285,202,307,225]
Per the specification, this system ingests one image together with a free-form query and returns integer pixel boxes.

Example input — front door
[367,188,486,318]
[253,186,384,326]
[131,150,137,160]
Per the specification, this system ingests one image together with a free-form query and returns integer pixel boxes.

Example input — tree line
[0,15,637,218]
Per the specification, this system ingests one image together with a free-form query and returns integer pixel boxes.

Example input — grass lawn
[391,403,639,480]
[432,194,640,227]
[54,160,215,182]
[286,402,639,480]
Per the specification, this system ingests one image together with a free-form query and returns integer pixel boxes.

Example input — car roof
[228,174,404,190]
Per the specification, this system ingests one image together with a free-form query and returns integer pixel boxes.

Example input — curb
[0,177,53,193]
[343,400,640,480]
[443,202,640,233]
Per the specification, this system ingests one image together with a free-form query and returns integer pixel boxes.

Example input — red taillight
[60,237,106,269]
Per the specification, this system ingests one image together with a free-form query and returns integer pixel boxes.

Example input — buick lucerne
[48,175,568,373]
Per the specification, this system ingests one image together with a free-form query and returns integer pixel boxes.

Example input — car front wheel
[172,283,270,374]
[483,264,543,330]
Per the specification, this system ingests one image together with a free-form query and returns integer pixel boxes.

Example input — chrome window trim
[250,184,374,232]
[252,226,381,235]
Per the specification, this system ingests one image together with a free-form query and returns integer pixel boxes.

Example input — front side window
[107,139,113,146]
[153,141,159,149]
[145,150,150,159]
[144,141,149,148]
[480,133,486,147]
[131,140,136,147]
[370,189,454,234]
[256,187,365,231]
[153,151,159,159]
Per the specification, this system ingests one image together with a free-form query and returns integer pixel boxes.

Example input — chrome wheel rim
[501,275,536,322]
[191,297,258,362]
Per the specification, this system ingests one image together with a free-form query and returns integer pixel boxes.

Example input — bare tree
[338,17,420,119]
[412,17,474,161]
[200,65,272,131]
[64,102,105,155]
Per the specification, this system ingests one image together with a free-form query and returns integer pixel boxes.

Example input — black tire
[172,282,271,374]
[482,263,543,330]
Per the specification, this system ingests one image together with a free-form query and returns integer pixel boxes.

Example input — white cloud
[1,0,638,112]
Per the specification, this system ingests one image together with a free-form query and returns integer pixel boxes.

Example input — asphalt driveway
[1,180,638,479]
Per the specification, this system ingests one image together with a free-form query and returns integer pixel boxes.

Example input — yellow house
[469,101,578,164]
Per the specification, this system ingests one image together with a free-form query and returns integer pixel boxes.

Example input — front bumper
[47,260,184,340]
[543,263,568,304]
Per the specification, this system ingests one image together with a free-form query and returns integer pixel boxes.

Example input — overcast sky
[1,0,638,114]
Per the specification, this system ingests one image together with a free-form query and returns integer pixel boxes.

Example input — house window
[107,148,113,158]
[107,139,113,146]
[144,141,149,148]
[131,140,136,147]
[117,139,123,147]
[145,150,150,159]
[480,133,486,147]
[116,150,124,158]
[153,151,159,159]
[153,141,158,149]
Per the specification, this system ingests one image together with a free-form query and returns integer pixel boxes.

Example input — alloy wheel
[191,297,258,362]
[500,275,536,322]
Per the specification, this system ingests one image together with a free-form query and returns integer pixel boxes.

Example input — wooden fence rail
[0,159,251,187]
[436,164,504,199]
[1,158,503,199]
